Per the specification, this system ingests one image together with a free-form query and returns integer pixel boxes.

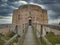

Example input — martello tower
[12,4,48,35]
[12,4,48,25]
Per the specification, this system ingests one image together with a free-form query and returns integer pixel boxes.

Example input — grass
[13,38,18,43]
[0,39,5,45]
[45,32,60,45]
[4,36,11,40]
[5,31,16,40]
[0,33,5,45]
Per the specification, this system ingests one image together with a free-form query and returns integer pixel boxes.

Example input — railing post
[25,23,27,30]
[15,25,18,45]
[23,24,24,33]
[35,23,37,31]
[32,23,34,30]
[25,23,28,32]
[34,23,36,33]
[40,25,43,43]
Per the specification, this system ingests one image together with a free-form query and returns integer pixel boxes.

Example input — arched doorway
[28,16,32,25]
[29,19,32,25]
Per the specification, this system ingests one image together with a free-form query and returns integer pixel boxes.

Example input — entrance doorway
[29,19,32,25]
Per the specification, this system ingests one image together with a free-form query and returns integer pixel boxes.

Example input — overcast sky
[0,0,60,24]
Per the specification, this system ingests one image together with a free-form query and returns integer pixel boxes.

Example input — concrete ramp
[23,26,37,45]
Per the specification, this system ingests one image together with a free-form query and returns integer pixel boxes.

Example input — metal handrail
[4,34,18,45]
[4,23,29,45]
[32,23,60,30]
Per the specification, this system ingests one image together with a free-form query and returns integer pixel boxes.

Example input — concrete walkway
[23,26,37,45]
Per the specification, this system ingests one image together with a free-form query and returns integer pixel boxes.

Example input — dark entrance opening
[29,19,32,25]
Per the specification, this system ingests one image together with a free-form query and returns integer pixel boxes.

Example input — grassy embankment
[45,32,60,45]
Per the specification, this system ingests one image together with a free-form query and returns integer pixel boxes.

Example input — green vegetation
[0,33,5,45]
[13,39,18,43]
[5,31,16,40]
[0,33,4,39]
[0,39,5,45]
[45,32,60,45]
[13,35,21,43]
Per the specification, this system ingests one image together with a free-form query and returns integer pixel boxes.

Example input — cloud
[1,0,8,2]
[25,0,60,20]
[25,0,60,4]
[0,0,28,16]
[0,0,28,24]
[0,16,12,24]
[44,4,60,19]
[0,0,60,24]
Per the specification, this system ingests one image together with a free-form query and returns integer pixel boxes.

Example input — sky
[0,0,60,24]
